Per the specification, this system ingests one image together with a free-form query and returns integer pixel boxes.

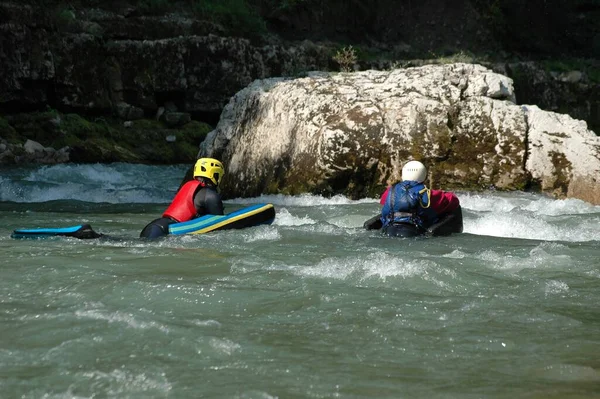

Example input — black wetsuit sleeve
[427,206,464,236]
[363,213,383,230]
[193,187,225,216]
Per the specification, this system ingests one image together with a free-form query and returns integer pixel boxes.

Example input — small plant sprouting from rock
[54,7,76,30]
[333,46,358,72]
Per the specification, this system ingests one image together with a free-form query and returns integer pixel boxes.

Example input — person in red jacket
[364,160,463,237]
[140,158,225,239]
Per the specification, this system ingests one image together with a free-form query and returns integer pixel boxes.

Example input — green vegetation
[274,0,308,10]
[56,7,76,23]
[0,117,21,146]
[541,59,600,84]
[52,6,77,30]
[333,45,358,72]
[1,111,213,164]
[122,0,271,36]
[472,0,505,35]
[44,0,297,37]
[138,0,171,15]
[431,50,477,65]
[192,0,266,36]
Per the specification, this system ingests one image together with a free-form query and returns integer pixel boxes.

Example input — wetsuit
[364,182,463,237]
[140,179,224,239]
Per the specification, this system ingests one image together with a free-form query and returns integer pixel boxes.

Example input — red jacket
[163,180,202,222]
[380,186,459,215]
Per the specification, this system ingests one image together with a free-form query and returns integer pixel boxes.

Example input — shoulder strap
[418,186,431,208]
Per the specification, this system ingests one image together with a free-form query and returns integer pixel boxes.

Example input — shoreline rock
[0,112,212,164]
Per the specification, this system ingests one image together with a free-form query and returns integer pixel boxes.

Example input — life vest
[380,181,435,228]
[162,180,203,222]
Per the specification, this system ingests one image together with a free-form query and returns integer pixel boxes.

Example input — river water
[1,163,599,399]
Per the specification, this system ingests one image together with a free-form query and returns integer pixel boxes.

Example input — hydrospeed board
[169,203,275,235]
[11,203,276,239]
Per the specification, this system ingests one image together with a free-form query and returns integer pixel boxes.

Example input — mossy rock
[3,111,213,164]
[4,111,62,144]
[0,117,20,143]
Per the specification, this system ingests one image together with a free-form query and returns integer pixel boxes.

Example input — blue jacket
[380,181,439,228]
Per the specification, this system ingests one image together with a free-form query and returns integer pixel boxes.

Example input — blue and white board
[11,204,276,239]
[169,203,276,235]
[11,224,103,239]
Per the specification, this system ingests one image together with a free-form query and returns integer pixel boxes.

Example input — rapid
[1,163,599,398]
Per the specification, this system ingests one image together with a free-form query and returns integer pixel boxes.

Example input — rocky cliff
[0,1,333,118]
[1,0,598,134]
[199,64,600,204]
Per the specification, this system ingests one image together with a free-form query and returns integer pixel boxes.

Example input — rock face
[525,106,600,205]
[0,1,332,118]
[1,1,598,133]
[261,0,599,61]
[0,138,69,164]
[501,62,600,134]
[199,63,600,204]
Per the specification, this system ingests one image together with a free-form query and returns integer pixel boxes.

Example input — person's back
[140,158,225,239]
[366,160,463,237]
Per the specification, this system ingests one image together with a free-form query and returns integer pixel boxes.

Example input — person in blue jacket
[365,160,463,237]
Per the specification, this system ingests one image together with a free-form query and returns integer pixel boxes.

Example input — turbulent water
[1,163,600,399]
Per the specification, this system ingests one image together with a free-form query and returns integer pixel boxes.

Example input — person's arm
[429,190,459,214]
[363,187,391,230]
[426,205,463,236]
[379,187,391,205]
[193,187,225,216]
[204,188,224,215]
[363,214,383,230]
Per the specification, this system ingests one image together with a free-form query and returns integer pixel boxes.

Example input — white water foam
[460,191,600,215]
[464,211,600,242]
[280,252,434,282]
[240,227,281,242]
[272,208,317,226]
[474,243,573,272]
[229,193,377,207]
[2,163,186,203]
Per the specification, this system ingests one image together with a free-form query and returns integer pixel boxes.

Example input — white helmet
[402,160,427,182]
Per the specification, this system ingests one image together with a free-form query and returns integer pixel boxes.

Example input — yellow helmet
[193,158,224,186]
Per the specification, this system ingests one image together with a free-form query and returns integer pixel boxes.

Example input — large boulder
[525,106,600,204]
[199,63,600,204]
